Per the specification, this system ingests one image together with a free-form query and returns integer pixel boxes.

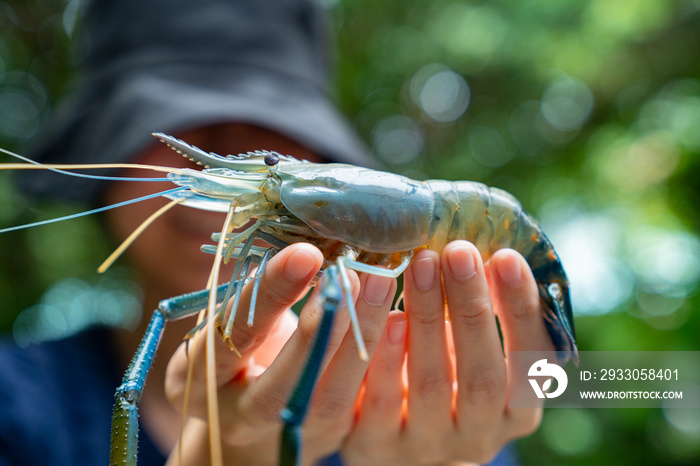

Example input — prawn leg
[335,252,411,362]
[110,283,230,466]
[279,266,342,466]
[335,258,368,361]
[340,253,412,278]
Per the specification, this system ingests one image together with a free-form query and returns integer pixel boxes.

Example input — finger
[487,249,552,433]
[403,248,453,439]
[308,273,397,422]
[251,308,300,368]
[350,311,406,445]
[441,241,506,424]
[223,242,325,359]
[487,249,553,353]
[165,244,323,407]
[235,268,361,427]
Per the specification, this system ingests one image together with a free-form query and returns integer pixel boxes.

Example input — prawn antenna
[97,197,185,273]
[0,186,188,234]
[0,146,178,182]
[202,203,236,466]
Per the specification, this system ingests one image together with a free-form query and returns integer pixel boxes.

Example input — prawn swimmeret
[1,133,578,466]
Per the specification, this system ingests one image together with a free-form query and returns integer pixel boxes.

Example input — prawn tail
[442,182,579,365]
[486,186,579,365]
[530,256,579,365]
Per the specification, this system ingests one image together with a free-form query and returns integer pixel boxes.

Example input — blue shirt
[0,329,164,465]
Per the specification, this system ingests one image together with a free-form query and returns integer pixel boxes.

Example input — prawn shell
[277,164,435,253]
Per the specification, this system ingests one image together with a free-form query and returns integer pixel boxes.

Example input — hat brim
[20,63,375,202]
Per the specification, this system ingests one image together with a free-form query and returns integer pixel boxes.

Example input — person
[1,0,553,465]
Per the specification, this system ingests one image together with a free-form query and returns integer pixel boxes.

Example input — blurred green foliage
[1,0,700,464]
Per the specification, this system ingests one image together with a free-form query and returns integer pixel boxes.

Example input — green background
[1,0,699,464]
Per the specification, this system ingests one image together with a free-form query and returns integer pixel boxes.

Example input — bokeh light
[372,114,424,164]
[410,63,470,123]
[426,3,508,71]
[0,71,46,140]
[12,271,142,347]
[508,101,549,156]
[540,75,595,132]
[663,389,700,439]
[638,78,700,151]
[542,208,635,315]
[628,229,700,295]
[469,125,514,167]
[542,408,603,457]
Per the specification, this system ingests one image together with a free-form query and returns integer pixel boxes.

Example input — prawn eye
[264,151,280,167]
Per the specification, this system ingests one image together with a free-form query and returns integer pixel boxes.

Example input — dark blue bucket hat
[19,0,374,202]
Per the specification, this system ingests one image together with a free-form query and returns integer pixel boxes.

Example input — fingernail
[363,275,392,306]
[388,319,406,345]
[283,250,316,282]
[495,253,523,287]
[446,243,477,281]
[412,256,436,291]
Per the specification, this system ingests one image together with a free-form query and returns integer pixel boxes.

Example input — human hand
[342,240,554,466]
[164,242,397,465]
